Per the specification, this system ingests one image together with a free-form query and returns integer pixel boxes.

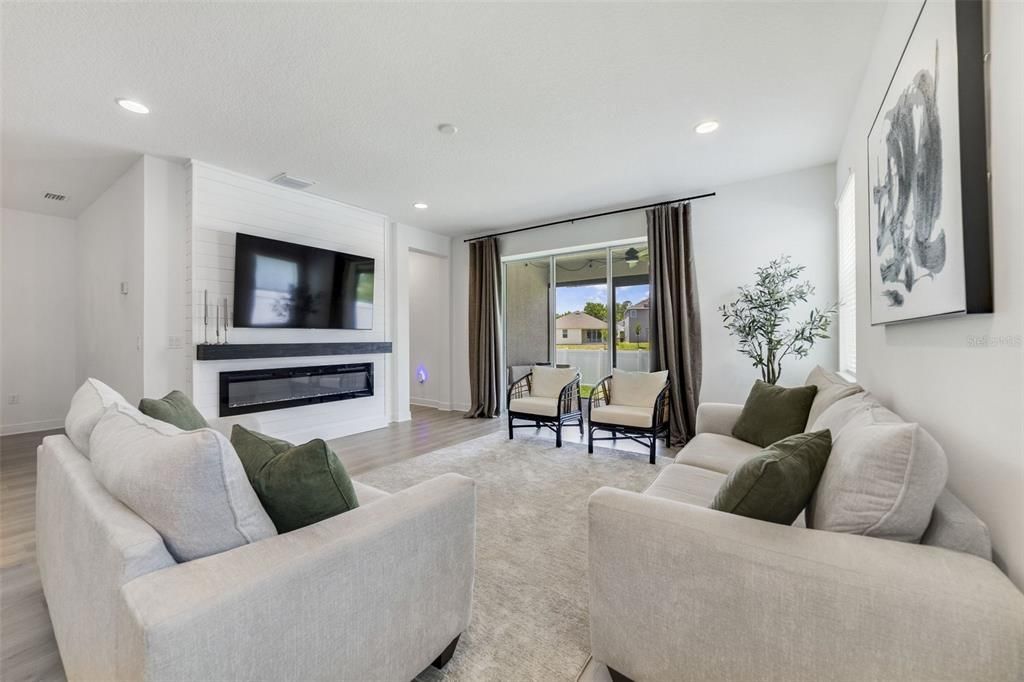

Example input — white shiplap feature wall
[186,161,391,441]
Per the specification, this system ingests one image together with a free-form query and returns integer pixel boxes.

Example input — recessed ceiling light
[413,202,429,209]
[437,123,458,135]
[695,120,719,134]
[116,98,150,114]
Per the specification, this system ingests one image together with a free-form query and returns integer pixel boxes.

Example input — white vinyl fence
[555,349,651,386]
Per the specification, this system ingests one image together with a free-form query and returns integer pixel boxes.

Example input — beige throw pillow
[90,403,277,562]
[803,366,864,430]
[807,419,948,543]
[530,366,579,398]
[610,369,669,408]
[64,378,130,457]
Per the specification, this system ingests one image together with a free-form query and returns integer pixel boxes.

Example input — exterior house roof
[627,298,650,311]
[555,311,606,330]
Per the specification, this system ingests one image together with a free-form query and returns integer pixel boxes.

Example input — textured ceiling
[2,2,884,232]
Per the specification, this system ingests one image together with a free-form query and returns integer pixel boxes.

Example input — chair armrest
[694,401,743,436]
[588,487,1024,682]
[120,474,476,682]
[507,373,531,405]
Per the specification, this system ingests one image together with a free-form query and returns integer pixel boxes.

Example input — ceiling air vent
[269,173,316,191]
[43,192,67,201]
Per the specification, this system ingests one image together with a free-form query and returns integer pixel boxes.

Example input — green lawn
[556,343,650,351]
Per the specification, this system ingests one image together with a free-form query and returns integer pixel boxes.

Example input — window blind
[836,175,857,376]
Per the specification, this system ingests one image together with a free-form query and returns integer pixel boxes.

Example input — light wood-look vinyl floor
[0,405,675,681]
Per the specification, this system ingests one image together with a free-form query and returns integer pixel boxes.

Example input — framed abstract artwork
[867,0,991,325]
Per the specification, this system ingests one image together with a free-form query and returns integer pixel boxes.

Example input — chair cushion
[644,463,726,507]
[710,430,833,525]
[510,396,559,417]
[590,404,652,428]
[807,420,948,542]
[674,433,762,474]
[731,380,817,448]
[230,425,360,534]
[803,366,864,429]
[610,369,668,408]
[90,403,276,562]
[138,390,209,431]
[530,366,578,398]
[65,378,129,457]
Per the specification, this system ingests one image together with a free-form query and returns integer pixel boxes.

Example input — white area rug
[355,431,670,682]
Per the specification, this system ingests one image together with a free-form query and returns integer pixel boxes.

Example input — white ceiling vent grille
[269,173,316,191]
[43,192,67,201]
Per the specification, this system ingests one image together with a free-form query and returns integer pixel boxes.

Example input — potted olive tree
[719,256,836,385]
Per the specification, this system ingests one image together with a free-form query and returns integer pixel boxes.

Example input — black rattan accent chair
[587,374,670,464]
[507,368,583,448]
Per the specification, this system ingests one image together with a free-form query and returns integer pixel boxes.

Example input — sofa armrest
[694,401,743,436]
[588,487,1024,682]
[120,474,476,682]
[206,414,262,439]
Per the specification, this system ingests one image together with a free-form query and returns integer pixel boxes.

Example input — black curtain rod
[463,191,716,243]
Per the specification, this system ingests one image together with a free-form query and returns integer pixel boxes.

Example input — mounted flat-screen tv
[233,233,374,330]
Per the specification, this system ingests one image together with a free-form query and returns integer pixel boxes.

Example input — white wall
[408,250,450,409]
[76,158,146,404]
[450,164,838,410]
[186,161,392,442]
[0,209,79,434]
[836,0,1024,587]
[142,156,188,398]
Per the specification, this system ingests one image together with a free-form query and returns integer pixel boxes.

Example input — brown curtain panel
[466,238,503,418]
[647,202,702,446]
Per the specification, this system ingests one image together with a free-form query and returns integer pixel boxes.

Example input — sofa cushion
[138,390,209,431]
[530,366,578,399]
[352,480,389,506]
[811,393,899,436]
[807,421,948,542]
[921,489,992,560]
[65,378,129,457]
[90,403,276,562]
[710,430,833,525]
[674,433,761,474]
[803,366,864,429]
[591,404,652,428]
[731,380,817,448]
[644,463,726,507]
[231,425,359,533]
[610,369,668,408]
[510,396,559,417]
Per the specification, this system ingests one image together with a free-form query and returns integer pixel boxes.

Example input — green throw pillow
[711,429,832,525]
[230,425,359,533]
[732,380,818,447]
[138,390,209,430]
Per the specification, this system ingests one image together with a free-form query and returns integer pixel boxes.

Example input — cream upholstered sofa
[588,369,1024,682]
[37,391,476,681]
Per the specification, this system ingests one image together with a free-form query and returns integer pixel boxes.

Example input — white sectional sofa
[36,410,476,681]
[588,378,1024,681]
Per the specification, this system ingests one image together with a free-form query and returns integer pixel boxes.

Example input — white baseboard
[409,397,453,411]
[1,418,65,436]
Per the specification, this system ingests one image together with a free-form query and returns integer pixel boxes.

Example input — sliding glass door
[503,240,649,398]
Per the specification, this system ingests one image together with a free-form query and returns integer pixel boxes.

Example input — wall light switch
[8,394,19,405]
[120,282,129,295]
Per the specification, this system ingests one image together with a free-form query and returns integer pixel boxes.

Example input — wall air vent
[43,192,67,201]
[269,173,316,191]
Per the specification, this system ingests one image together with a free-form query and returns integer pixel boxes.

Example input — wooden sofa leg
[607,666,634,682]
[431,634,460,669]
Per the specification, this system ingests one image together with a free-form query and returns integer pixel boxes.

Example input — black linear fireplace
[219,363,373,417]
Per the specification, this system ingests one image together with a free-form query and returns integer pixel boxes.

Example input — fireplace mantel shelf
[196,342,392,361]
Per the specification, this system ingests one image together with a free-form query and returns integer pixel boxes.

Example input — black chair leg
[588,427,595,454]
[578,417,584,436]
[508,416,514,440]
[607,666,634,682]
[431,634,460,669]
[649,437,657,465]
[556,424,562,448]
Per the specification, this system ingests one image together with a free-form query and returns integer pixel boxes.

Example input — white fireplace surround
[186,161,395,442]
